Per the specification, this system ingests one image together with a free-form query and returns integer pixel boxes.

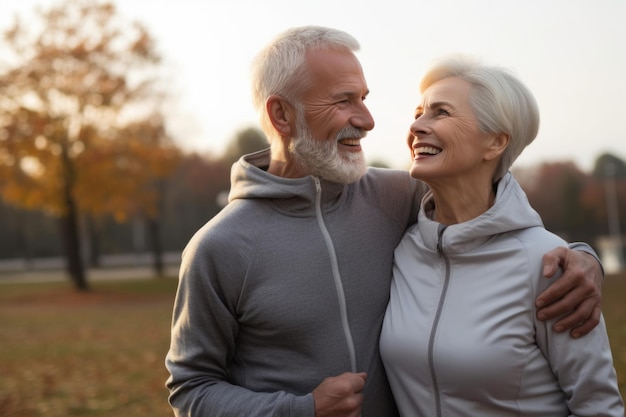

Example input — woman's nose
[410,116,429,136]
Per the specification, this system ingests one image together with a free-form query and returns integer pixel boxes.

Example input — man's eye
[437,109,450,116]
[414,113,423,120]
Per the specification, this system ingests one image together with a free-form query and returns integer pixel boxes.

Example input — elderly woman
[380,55,623,416]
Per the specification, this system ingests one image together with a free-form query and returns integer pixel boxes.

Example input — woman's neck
[429,180,496,225]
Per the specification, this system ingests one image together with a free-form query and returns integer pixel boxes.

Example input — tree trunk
[60,207,88,291]
[60,140,88,291]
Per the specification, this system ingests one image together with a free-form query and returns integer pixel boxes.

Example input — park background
[0,0,624,416]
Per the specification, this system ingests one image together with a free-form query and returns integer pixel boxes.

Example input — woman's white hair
[250,26,360,143]
[420,54,540,181]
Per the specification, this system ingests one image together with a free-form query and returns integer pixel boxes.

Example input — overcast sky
[2,0,625,172]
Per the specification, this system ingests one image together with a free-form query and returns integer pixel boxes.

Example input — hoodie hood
[418,172,544,254]
[228,148,347,215]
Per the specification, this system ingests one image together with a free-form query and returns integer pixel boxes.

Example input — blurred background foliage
[0,0,268,290]
[0,0,624,291]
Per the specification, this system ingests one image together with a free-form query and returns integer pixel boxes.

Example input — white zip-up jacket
[380,172,623,417]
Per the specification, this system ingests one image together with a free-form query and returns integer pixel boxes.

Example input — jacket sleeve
[567,241,605,278]
[164,231,315,417]
[533,245,624,416]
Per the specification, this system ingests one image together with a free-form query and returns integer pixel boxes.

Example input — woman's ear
[484,133,510,161]
[266,95,294,137]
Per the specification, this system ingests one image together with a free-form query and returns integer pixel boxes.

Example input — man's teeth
[418,146,441,155]
[339,139,360,146]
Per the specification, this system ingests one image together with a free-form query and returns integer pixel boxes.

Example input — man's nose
[353,103,375,131]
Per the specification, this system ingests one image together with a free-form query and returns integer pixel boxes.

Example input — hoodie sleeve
[164,223,315,417]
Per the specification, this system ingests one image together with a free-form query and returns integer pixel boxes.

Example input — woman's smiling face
[407,76,501,185]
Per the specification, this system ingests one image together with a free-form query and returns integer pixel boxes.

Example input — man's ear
[266,95,294,137]
[484,133,510,161]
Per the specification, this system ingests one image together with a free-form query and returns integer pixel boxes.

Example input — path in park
[0,253,180,284]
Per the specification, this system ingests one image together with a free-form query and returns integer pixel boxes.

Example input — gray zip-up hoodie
[380,172,624,416]
[165,149,427,417]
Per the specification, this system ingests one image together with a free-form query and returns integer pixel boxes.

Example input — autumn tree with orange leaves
[0,0,180,290]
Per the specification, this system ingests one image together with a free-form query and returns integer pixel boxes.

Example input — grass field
[0,274,624,416]
[0,278,178,417]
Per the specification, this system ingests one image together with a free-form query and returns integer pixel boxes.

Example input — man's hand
[536,247,603,338]
[312,372,367,417]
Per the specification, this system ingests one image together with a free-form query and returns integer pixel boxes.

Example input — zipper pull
[314,177,321,193]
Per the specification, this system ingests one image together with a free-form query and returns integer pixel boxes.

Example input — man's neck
[267,150,310,179]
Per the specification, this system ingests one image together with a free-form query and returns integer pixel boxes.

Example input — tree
[0,0,170,290]
[521,161,592,242]
[161,152,231,244]
[221,126,268,165]
[75,115,181,275]
[582,153,626,261]
[591,153,626,180]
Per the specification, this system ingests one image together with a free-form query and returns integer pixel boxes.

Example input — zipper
[429,224,450,417]
[313,177,358,373]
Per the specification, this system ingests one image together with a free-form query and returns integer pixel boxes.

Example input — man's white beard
[290,117,367,184]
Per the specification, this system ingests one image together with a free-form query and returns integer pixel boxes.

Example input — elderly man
[166,26,603,417]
